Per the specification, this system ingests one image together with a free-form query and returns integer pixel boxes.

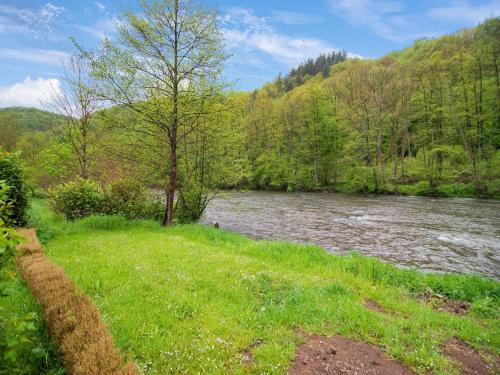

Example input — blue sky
[0,0,499,108]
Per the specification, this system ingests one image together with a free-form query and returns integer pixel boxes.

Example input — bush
[436,183,476,197]
[0,149,28,227]
[141,200,165,222]
[50,178,104,220]
[341,166,376,193]
[105,179,164,221]
[105,179,147,219]
[50,178,164,222]
[396,181,430,196]
[175,184,210,224]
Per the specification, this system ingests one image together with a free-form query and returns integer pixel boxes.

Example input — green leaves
[0,150,28,227]
[49,178,104,221]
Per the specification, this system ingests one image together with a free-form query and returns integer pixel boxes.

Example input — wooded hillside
[236,18,500,197]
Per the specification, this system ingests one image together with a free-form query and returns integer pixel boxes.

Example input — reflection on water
[201,192,500,279]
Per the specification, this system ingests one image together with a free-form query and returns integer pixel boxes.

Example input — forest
[0,18,499,215]
[238,18,500,197]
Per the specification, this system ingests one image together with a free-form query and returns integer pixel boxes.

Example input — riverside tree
[49,55,102,180]
[79,0,228,225]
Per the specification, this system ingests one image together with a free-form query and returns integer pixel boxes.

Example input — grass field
[30,200,499,374]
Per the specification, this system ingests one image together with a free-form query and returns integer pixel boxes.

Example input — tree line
[235,18,500,197]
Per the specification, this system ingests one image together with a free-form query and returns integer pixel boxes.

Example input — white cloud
[329,0,499,43]
[0,48,69,65]
[94,1,107,14]
[270,10,319,25]
[0,77,62,109]
[77,16,120,39]
[0,2,65,40]
[329,0,438,42]
[428,0,500,24]
[221,8,342,66]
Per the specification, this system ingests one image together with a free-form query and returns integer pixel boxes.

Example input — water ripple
[201,192,500,279]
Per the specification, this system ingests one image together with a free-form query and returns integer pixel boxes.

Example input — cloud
[77,16,120,39]
[0,48,69,65]
[221,8,340,66]
[270,10,320,25]
[0,77,62,109]
[94,2,107,14]
[329,0,438,42]
[0,2,65,40]
[428,0,500,24]
[329,0,499,43]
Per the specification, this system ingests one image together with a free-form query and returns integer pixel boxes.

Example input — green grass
[30,200,499,374]
[0,246,65,375]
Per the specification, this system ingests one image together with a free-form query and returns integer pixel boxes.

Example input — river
[200,191,500,279]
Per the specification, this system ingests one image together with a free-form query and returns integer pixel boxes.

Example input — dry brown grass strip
[17,229,139,375]
[16,228,43,255]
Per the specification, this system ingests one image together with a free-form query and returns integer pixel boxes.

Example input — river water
[200,191,500,279]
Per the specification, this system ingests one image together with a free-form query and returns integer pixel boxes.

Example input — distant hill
[0,107,65,151]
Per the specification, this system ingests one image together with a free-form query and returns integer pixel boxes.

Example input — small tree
[49,55,102,180]
[79,0,229,225]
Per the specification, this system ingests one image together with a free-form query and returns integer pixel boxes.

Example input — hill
[0,107,65,151]
[235,18,500,198]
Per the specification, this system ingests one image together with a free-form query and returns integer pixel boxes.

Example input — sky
[0,0,499,109]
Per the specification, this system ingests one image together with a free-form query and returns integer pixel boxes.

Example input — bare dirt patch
[364,298,388,314]
[289,335,411,375]
[441,337,499,375]
[418,293,470,315]
[239,338,264,366]
[436,299,471,315]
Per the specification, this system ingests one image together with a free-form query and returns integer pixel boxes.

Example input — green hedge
[0,150,28,227]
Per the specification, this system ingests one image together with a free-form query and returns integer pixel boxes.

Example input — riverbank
[201,191,500,279]
[230,180,500,199]
[29,200,499,374]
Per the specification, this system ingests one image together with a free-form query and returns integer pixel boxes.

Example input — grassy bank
[30,200,499,374]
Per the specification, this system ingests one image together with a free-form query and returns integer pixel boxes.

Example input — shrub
[0,149,28,227]
[175,183,210,224]
[486,178,500,199]
[396,181,430,196]
[50,178,104,220]
[141,200,165,222]
[49,178,164,222]
[104,179,164,221]
[105,179,148,219]
[436,183,476,197]
[341,166,375,193]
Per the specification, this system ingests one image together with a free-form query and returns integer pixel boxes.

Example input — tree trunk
[163,0,179,226]
[81,117,89,179]
[164,136,177,226]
